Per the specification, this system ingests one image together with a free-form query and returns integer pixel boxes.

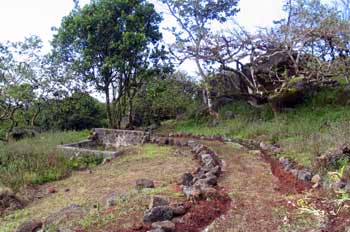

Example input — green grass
[164,89,350,168]
[0,130,89,190]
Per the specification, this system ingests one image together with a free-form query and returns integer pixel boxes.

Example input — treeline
[2,0,350,140]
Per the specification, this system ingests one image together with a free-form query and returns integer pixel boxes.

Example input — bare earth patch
[0,144,196,232]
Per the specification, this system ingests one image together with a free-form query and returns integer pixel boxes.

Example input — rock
[16,220,42,232]
[143,206,174,223]
[201,154,218,169]
[224,111,235,120]
[194,175,218,187]
[172,206,187,216]
[279,157,289,167]
[208,166,221,177]
[106,195,117,207]
[151,220,175,232]
[149,196,169,209]
[297,170,312,182]
[283,163,296,172]
[175,141,183,147]
[182,185,202,201]
[290,169,298,177]
[187,140,199,148]
[311,174,321,185]
[136,179,155,190]
[181,173,193,186]
[201,187,219,198]
[148,229,165,232]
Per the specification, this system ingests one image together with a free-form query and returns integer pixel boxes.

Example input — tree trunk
[194,58,218,119]
[105,86,113,128]
[30,105,41,127]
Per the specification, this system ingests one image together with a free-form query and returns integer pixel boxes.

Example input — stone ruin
[58,128,150,159]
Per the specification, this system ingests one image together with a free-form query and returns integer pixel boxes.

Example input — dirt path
[202,141,326,232]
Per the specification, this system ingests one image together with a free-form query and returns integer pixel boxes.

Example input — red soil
[262,151,312,194]
[174,192,231,232]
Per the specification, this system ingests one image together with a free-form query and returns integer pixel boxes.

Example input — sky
[0,0,285,48]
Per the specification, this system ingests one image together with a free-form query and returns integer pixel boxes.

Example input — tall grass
[170,89,350,167]
[0,130,89,190]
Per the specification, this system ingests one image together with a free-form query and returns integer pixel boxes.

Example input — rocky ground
[1,135,350,232]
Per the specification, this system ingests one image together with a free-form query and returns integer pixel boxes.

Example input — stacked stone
[144,139,224,232]
[278,157,313,182]
[180,141,222,200]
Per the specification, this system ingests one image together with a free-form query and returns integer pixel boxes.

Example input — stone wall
[93,128,150,149]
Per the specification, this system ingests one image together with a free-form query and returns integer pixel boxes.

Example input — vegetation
[163,89,350,167]
[0,130,89,190]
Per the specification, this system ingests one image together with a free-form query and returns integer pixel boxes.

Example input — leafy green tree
[161,0,240,117]
[38,92,106,130]
[134,71,199,125]
[52,0,163,128]
[0,36,48,140]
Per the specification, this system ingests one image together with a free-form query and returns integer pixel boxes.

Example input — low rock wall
[93,128,150,149]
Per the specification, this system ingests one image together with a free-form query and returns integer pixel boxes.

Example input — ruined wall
[93,128,150,149]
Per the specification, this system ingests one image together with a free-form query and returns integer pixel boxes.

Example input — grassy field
[0,144,195,232]
[0,130,89,191]
[160,89,350,168]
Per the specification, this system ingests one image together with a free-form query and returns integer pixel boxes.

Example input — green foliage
[52,0,165,128]
[0,130,89,190]
[134,72,200,125]
[68,155,104,170]
[37,92,106,131]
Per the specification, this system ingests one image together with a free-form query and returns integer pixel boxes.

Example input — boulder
[152,220,175,232]
[143,206,174,223]
[136,179,155,190]
[149,196,169,209]
[16,220,42,232]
